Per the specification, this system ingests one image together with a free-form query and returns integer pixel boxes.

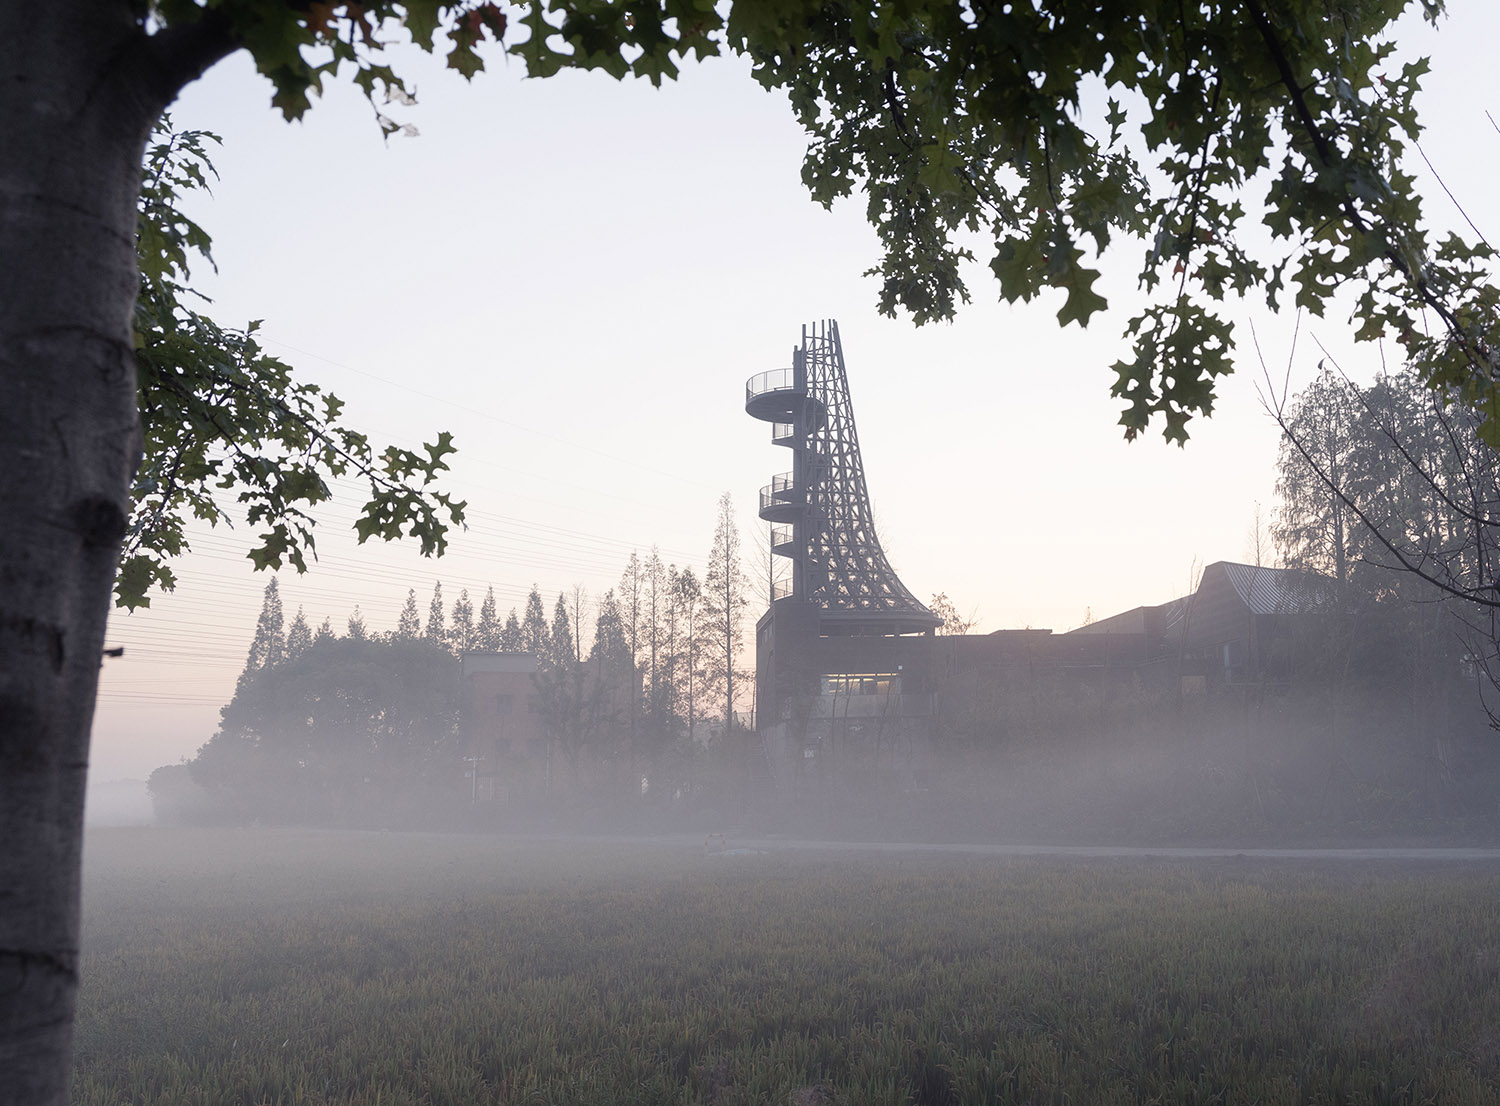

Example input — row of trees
[153,494,756,822]
[236,492,753,721]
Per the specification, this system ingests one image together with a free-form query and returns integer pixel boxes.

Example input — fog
[74,822,1500,1105]
[83,614,1500,1101]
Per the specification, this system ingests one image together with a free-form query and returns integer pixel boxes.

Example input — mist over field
[74,827,1500,1106]
[139,653,1500,849]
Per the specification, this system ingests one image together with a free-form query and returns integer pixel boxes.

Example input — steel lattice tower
[747,320,938,625]
[746,320,938,734]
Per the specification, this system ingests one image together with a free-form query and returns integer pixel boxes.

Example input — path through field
[567,832,1500,863]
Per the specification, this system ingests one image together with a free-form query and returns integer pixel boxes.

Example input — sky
[91,3,1500,784]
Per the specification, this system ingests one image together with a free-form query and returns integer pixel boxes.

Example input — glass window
[821,673,901,696]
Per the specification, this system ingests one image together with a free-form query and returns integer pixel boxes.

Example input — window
[820,673,901,697]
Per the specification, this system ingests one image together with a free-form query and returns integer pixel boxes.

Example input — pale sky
[92,4,1500,783]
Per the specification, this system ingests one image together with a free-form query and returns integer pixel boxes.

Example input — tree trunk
[0,7,189,1102]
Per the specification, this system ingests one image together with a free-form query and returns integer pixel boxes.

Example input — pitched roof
[1216,561,1331,614]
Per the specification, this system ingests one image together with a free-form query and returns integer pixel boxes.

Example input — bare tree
[929,592,979,635]
[1246,501,1272,568]
[675,567,704,742]
[704,492,751,726]
[1265,353,1500,721]
[568,583,590,663]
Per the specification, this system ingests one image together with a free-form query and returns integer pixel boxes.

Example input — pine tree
[590,590,632,672]
[674,567,703,742]
[394,588,422,641]
[534,592,581,793]
[521,585,550,660]
[347,606,368,641]
[450,588,476,656]
[476,586,501,651]
[580,589,635,764]
[704,492,750,726]
[236,578,286,694]
[286,606,312,659]
[500,608,522,652]
[549,593,575,671]
[315,616,335,644]
[425,582,446,649]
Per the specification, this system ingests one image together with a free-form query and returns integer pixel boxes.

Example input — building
[459,652,544,801]
[746,321,941,793]
[1062,560,1332,687]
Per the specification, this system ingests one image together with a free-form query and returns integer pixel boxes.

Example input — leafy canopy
[152,1,1494,445]
[127,118,466,609]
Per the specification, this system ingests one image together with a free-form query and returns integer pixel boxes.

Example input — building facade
[459,652,544,801]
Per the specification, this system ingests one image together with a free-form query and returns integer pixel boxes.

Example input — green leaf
[1056,265,1108,328]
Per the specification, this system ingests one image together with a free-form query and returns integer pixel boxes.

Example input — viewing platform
[746,368,826,429]
[759,472,801,523]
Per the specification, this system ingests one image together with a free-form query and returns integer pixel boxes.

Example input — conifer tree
[590,590,632,671]
[425,581,446,649]
[500,608,522,653]
[521,585,550,660]
[347,606,368,641]
[394,588,422,641]
[450,587,475,656]
[315,616,335,645]
[476,586,501,652]
[236,578,286,694]
[549,592,575,671]
[580,589,635,765]
[535,591,582,785]
[286,607,312,660]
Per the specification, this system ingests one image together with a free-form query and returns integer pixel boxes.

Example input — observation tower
[746,321,939,781]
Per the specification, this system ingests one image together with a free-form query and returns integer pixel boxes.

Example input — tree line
[149,493,753,824]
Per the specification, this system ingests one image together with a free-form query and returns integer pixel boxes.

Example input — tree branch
[139,8,244,110]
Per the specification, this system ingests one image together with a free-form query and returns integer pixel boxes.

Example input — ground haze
[76,828,1500,1105]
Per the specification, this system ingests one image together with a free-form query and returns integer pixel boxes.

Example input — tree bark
[0,5,230,1102]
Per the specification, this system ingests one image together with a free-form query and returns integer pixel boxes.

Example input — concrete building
[459,652,543,801]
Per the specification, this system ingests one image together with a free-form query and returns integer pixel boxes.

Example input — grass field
[74,828,1500,1105]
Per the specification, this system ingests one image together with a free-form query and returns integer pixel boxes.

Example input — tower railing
[746,367,796,404]
[759,472,801,521]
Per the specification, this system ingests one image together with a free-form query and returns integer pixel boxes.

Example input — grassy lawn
[74,828,1500,1105]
